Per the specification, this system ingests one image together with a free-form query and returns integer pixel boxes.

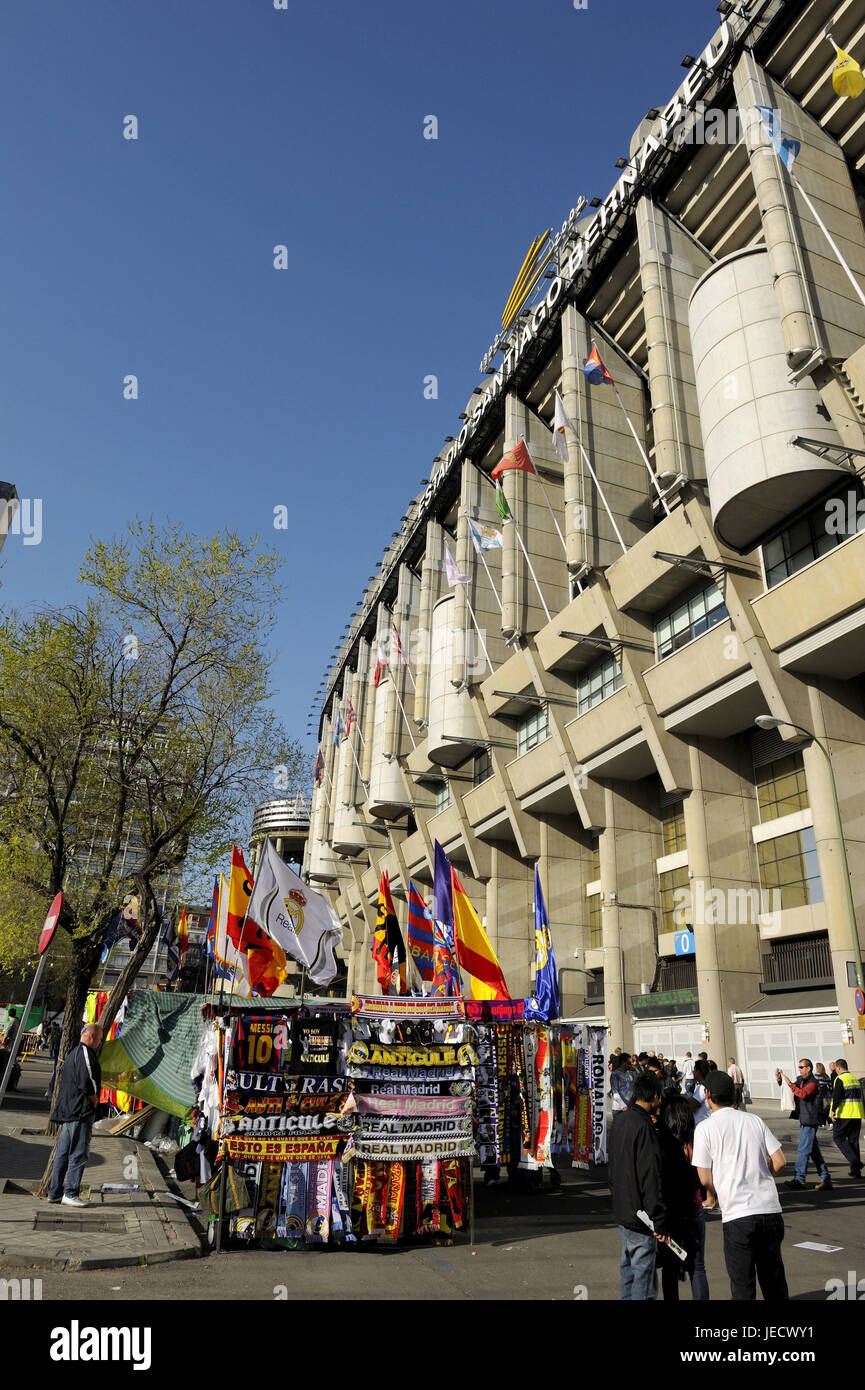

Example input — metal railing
[656,958,698,992]
[761,933,833,988]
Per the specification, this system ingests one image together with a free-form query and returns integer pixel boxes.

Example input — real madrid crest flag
[247,837,342,986]
[525,865,560,1022]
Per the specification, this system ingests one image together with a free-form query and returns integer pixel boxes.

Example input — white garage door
[734,1013,841,1099]
[633,1020,704,1061]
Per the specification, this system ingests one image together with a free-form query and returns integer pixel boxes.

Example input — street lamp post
[754,716,864,993]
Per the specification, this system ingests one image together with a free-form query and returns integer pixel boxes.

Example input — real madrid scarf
[277,1162,307,1245]
[305,1160,333,1245]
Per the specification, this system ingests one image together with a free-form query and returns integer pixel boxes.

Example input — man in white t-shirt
[692,1069,788,1301]
[680,1052,696,1096]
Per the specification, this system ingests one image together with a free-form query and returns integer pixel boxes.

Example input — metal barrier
[18,1031,40,1059]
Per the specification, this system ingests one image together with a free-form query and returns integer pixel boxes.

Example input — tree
[0,521,306,1151]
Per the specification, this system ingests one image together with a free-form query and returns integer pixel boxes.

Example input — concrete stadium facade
[304,0,865,1093]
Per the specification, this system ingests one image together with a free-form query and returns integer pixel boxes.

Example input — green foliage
[0,521,306,986]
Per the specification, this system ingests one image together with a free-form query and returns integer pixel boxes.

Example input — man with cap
[692,1068,788,1301]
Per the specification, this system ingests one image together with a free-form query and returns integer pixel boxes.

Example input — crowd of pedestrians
[608,1046,863,1301]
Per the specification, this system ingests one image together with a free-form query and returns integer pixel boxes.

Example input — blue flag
[525,866,560,1022]
[754,106,800,173]
[433,840,454,930]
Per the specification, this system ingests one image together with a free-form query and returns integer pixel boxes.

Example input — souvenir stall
[348,994,477,1244]
[194,999,356,1249]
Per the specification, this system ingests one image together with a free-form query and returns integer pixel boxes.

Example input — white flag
[248,838,342,986]
[553,390,576,463]
[444,546,469,586]
[468,520,503,552]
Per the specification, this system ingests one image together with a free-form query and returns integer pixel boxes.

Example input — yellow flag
[832,48,865,99]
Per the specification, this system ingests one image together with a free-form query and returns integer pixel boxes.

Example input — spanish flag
[450,867,509,1001]
[226,845,287,997]
[832,47,865,99]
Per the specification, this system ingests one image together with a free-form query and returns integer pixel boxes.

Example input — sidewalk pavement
[0,1053,203,1272]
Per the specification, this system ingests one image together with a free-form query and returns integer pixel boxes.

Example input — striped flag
[345,700,356,738]
[584,343,614,386]
[314,751,324,785]
[407,881,436,982]
[430,920,462,997]
[451,867,509,1001]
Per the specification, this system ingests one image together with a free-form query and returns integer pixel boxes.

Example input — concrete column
[600,789,627,1049]
[683,744,733,1065]
[804,684,865,1076]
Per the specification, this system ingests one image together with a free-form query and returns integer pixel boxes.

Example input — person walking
[829,1058,863,1178]
[611,1072,669,1300]
[775,1058,832,1191]
[46,1023,103,1207]
[692,1069,788,1301]
[728,1057,745,1110]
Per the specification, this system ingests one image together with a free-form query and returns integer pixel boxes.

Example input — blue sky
[0,0,723,775]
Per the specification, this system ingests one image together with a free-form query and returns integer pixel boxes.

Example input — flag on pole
[213,872,250,993]
[468,520,503,552]
[160,912,180,984]
[491,439,536,482]
[391,623,407,665]
[176,907,189,967]
[451,867,509,1001]
[494,482,512,523]
[345,700,356,738]
[433,840,455,930]
[373,637,388,687]
[430,920,462,997]
[832,47,865,98]
[754,106,800,172]
[584,343,614,386]
[525,866,561,1022]
[553,390,576,463]
[332,714,345,745]
[247,837,342,986]
[444,546,469,586]
[225,844,287,997]
[205,876,230,977]
[314,751,324,786]
[371,871,408,994]
[407,881,436,982]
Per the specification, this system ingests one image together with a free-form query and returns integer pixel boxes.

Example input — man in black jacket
[46,1023,103,1207]
[611,1071,669,1299]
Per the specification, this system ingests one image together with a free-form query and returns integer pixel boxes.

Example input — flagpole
[508,511,552,622]
[389,674,418,750]
[345,734,368,790]
[522,439,568,557]
[391,621,417,692]
[607,381,671,516]
[570,430,628,556]
[468,536,504,616]
[462,590,494,676]
[790,173,865,311]
[481,475,553,620]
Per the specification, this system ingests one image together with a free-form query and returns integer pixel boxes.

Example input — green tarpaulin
[100,991,206,1120]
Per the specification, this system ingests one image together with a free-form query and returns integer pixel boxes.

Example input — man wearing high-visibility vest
[829,1058,864,1179]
